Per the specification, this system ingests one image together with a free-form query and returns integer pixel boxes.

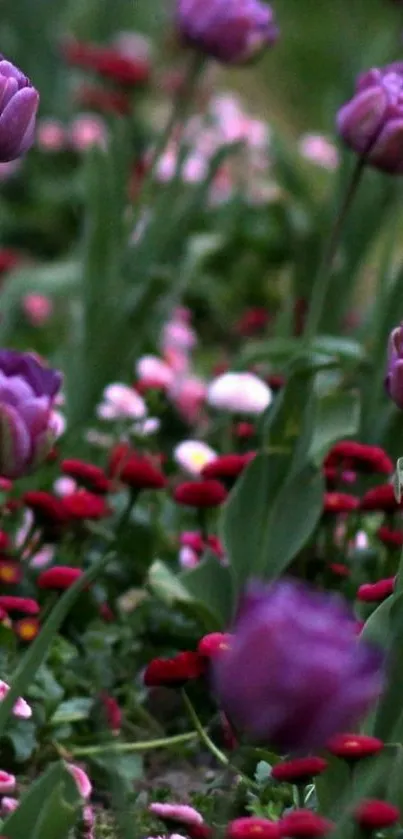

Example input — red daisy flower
[279,811,334,838]
[144,651,205,687]
[271,757,328,784]
[198,633,233,659]
[38,566,83,590]
[354,800,399,830]
[361,484,399,512]
[0,596,39,615]
[326,733,384,761]
[61,459,111,494]
[227,818,281,839]
[323,492,359,513]
[357,578,395,603]
[173,480,227,508]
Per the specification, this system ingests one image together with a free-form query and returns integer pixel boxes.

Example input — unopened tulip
[338,63,403,173]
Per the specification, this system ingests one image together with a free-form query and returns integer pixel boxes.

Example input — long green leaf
[2,762,80,839]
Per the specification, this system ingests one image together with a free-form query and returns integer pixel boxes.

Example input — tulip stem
[132,52,204,223]
[69,730,198,757]
[304,155,366,342]
[181,690,258,790]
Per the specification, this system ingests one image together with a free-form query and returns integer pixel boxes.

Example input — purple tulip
[0,58,39,162]
[337,63,403,173]
[175,0,279,65]
[0,350,62,478]
[213,580,384,754]
[385,323,403,408]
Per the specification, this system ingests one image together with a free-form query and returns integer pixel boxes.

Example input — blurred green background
[0,0,398,131]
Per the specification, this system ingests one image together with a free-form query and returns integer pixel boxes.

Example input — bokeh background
[0,0,398,130]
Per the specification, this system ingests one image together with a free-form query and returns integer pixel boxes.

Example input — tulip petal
[337,86,388,154]
[0,87,39,161]
[0,402,30,477]
[368,117,403,172]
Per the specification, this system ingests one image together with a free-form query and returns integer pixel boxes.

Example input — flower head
[0,771,16,793]
[271,757,328,784]
[38,566,83,590]
[361,484,400,511]
[174,440,217,476]
[0,596,39,615]
[0,58,39,161]
[354,800,400,831]
[280,811,334,838]
[97,383,146,421]
[0,679,31,718]
[66,763,92,799]
[0,350,62,478]
[149,803,204,828]
[326,733,384,761]
[207,372,272,414]
[212,580,384,753]
[323,492,360,513]
[63,38,150,86]
[61,459,110,494]
[337,64,403,172]
[325,442,393,475]
[386,323,403,408]
[144,651,205,687]
[109,444,166,490]
[227,818,280,839]
[357,578,395,603]
[176,0,279,65]
[173,479,227,508]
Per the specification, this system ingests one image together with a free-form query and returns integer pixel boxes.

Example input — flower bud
[176,0,279,65]
[213,580,384,753]
[0,58,39,161]
[386,322,403,407]
[337,64,403,173]
[0,350,62,479]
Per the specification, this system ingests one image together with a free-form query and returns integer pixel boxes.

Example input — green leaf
[148,560,224,631]
[222,453,324,600]
[2,762,80,839]
[309,391,361,465]
[31,780,79,839]
[360,596,393,649]
[51,697,93,725]
[264,365,317,473]
[66,122,132,425]
[315,754,350,817]
[148,560,193,606]
[91,752,142,794]
[0,550,114,737]
[6,719,37,762]
[180,553,233,628]
[371,592,403,741]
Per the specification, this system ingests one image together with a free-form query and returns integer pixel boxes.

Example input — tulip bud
[337,63,403,173]
[386,322,403,407]
[0,350,62,478]
[0,57,39,162]
[175,0,279,65]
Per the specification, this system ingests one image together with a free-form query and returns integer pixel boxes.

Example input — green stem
[181,689,228,768]
[181,690,258,791]
[69,731,197,757]
[132,52,204,225]
[304,155,366,342]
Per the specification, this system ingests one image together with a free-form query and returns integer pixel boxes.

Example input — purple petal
[0,87,39,162]
[337,86,388,155]
[368,117,403,172]
[0,402,30,478]
[0,351,62,398]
